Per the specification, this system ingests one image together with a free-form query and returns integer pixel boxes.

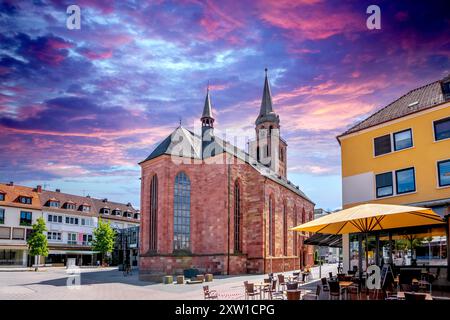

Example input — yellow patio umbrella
[291,203,445,268]
[292,203,443,234]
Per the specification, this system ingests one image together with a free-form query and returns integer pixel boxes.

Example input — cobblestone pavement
[0,264,337,300]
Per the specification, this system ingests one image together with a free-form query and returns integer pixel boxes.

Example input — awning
[304,233,342,248]
[291,203,444,234]
[49,250,99,255]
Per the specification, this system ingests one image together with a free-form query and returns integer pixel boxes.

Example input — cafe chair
[328,280,344,300]
[203,286,218,300]
[286,282,299,290]
[244,282,260,300]
[321,277,329,292]
[277,274,287,292]
[302,285,321,300]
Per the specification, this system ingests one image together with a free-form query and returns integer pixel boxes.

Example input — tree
[27,217,49,271]
[92,219,116,266]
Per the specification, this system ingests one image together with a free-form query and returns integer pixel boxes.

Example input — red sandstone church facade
[139,71,315,279]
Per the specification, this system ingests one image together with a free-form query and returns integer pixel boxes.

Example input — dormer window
[48,200,60,208]
[80,204,91,212]
[127,211,132,219]
[0,193,5,201]
[65,202,76,210]
[112,209,122,216]
[133,213,139,220]
[100,207,110,215]
[19,196,32,204]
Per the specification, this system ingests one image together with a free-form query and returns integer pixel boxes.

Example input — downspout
[263,177,267,275]
[227,163,231,275]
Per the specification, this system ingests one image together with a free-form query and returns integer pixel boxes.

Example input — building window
[173,172,191,251]
[376,172,393,198]
[0,226,10,239]
[0,193,5,201]
[12,228,25,240]
[47,232,61,241]
[112,209,122,216]
[65,216,79,225]
[82,234,93,245]
[149,174,158,252]
[68,233,77,245]
[19,196,32,205]
[19,211,32,226]
[374,134,391,156]
[66,203,76,210]
[438,160,450,187]
[48,201,59,208]
[234,181,241,253]
[393,129,413,151]
[283,203,287,256]
[395,167,416,194]
[434,117,450,141]
[48,214,62,223]
[268,195,275,256]
[0,208,4,224]
[100,208,110,215]
[81,205,91,212]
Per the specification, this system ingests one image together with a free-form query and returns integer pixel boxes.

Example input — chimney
[8,181,13,186]
[55,189,61,193]
[102,198,108,202]
[36,185,42,193]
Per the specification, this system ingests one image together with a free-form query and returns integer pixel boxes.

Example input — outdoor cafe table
[254,283,270,299]
[339,281,354,300]
[397,292,433,300]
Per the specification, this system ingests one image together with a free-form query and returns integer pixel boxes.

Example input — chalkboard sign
[381,264,394,289]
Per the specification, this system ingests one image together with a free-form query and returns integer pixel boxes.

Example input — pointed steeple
[202,88,213,119]
[255,68,279,126]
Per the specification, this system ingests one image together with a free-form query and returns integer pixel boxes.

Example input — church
[139,70,315,280]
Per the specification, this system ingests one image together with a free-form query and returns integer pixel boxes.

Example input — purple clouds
[0,0,449,208]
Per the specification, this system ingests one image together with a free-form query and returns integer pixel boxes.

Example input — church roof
[140,126,314,203]
[255,69,280,126]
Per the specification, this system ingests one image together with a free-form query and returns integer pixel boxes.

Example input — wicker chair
[203,286,218,300]
[302,285,321,300]
[244,282,259,300]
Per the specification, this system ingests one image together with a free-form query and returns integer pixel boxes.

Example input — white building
[0,182,140,267]
[0,183,43,266]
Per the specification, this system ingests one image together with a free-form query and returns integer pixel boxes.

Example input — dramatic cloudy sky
[0,0,449,210]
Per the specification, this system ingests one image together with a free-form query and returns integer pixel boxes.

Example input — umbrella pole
[365,233,369,271]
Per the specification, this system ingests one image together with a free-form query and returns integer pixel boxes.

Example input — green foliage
[92,219,116,262]
[27,217,49,257]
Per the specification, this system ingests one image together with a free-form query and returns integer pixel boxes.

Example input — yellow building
[337,75,450,274]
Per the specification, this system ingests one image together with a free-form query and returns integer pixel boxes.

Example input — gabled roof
[0,183,41,210]
[141,126,202,162]
[40,190,139,222]
[140,126,314,203]
[339,75,450,138]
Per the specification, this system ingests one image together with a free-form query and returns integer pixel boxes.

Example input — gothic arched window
[173,172,191,251]
[234,181,242,253]
[149,174,158,252]
[283,202,288,256]
[293,206,298,256]
[269,195,275,256]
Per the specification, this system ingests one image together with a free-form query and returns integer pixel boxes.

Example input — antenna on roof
[179,117,182,126]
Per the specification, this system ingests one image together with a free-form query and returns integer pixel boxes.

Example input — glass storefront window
[349,234,359,271]
[349,226,447,271]
[392,227,447,266]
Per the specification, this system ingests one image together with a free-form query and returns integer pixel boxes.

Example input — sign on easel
[380,264,394,289]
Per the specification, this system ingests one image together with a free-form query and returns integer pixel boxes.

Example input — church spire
[201,87,214,128]
[255,68,279,126]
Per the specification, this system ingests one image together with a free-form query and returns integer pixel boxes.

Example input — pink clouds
[256,0,364,41]
[79,49,113,60]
